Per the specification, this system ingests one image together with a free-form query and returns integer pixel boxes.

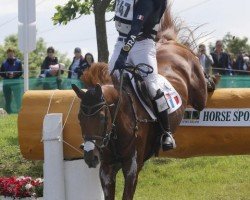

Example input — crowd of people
[197,40,250,76]
[0,47,94,113]
[0,41,250,113]
[39,46,94,89]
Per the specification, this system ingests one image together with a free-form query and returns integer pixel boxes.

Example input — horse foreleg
[122,150,141,200]
[99,163,119,200]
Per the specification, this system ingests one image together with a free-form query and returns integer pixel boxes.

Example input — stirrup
[160,132,176,151]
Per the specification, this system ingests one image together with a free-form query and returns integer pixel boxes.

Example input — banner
[180,108,250,127]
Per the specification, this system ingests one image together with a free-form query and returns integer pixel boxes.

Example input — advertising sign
[180,108,250,127]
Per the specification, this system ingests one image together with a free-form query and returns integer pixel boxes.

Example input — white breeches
[109,38,160,99]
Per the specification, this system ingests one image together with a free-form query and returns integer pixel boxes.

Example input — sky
[0,0,250,60]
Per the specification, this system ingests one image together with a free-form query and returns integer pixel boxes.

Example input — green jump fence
[0,77,83,113]
[1,75,250,113]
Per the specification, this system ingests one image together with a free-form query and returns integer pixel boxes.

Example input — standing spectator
[68,47,86,79]
[39,47,63,89]
[235,52,246,75]
[211,40,231,75]
[197,44,214,75]
[243,54,250,72]
[0,48,23,113]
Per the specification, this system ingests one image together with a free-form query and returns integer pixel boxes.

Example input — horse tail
[81,62,112,87]
[157,3,179,42]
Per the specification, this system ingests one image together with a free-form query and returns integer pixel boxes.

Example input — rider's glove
[114,50,128,70]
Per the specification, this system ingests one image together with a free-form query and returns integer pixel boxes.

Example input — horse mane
[81,62,112,87]
[157,4,201,51]
[157,4,179,42]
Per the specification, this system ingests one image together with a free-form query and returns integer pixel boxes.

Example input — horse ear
[95,84,102,98]
[72,84,85,99]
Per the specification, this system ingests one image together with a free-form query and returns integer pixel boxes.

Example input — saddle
[123,66,156,116]
[122,64,182,120]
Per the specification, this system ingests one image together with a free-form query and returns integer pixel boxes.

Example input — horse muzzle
[84,150,100,168]
[81,141,100,168]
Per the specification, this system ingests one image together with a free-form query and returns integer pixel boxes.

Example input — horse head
[72,84,114,168]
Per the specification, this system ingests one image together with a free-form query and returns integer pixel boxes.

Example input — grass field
[0,115,250,200]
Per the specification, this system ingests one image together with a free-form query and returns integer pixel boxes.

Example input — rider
[109,0,176,151]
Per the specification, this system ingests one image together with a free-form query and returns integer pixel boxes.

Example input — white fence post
[42,113,104,199]
[43,113,66,200]
[64,160,104,200]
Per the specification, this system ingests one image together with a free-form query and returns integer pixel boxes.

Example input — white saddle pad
[130,74,182,120]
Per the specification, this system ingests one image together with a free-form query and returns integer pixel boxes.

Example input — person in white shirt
[197,44,214,75]
[68,47,86,80]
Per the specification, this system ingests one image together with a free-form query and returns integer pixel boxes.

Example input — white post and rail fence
[42,113,104,200]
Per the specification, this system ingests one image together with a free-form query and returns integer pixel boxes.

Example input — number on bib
[116,0,131,18]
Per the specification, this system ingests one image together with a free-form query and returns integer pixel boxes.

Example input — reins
[111,69,125,127]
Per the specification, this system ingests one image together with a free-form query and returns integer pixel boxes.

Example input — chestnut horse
[72,8,207,200]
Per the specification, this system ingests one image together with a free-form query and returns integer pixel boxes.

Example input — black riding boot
[154,89,176,151]
[158,109,176,151]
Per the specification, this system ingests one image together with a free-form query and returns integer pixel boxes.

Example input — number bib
[115,0,134,35]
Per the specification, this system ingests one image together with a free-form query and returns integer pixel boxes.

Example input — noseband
[80,99,116,151]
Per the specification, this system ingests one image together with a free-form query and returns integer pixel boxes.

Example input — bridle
[80,98,117,151]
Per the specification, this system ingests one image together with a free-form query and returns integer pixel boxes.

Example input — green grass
[116,157,250,200]
[1,115,250,199]
[0,114,43,177]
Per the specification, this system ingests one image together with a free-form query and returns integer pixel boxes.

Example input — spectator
[235,52,246,75]
[0,48,23,113]
[211,40,231,75]
[197,44,214,75]
[83,53,94,69]
[39,47,63,89]
[68,47,86,79]
[40,47,58,77]
[243,54,250,74]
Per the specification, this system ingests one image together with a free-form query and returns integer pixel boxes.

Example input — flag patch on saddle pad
[130,73,182,120]
[165,92,182,112]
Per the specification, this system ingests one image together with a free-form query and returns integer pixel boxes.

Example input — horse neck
[102,84,134,126]
[102,84,139,150]
[102,84,119,105]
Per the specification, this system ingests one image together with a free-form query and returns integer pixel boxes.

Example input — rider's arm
[121,0,155,54]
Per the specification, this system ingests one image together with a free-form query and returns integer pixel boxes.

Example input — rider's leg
[130,39,176,151]
[153,88,176,150]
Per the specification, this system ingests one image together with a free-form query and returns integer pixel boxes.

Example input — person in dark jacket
[0,48,23,113]
[68,47,86,79]
[211,40,231,75]
[109,0,175,151]
[235,52,248,75]
[40,47,63,89]
[40,46,59,77]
